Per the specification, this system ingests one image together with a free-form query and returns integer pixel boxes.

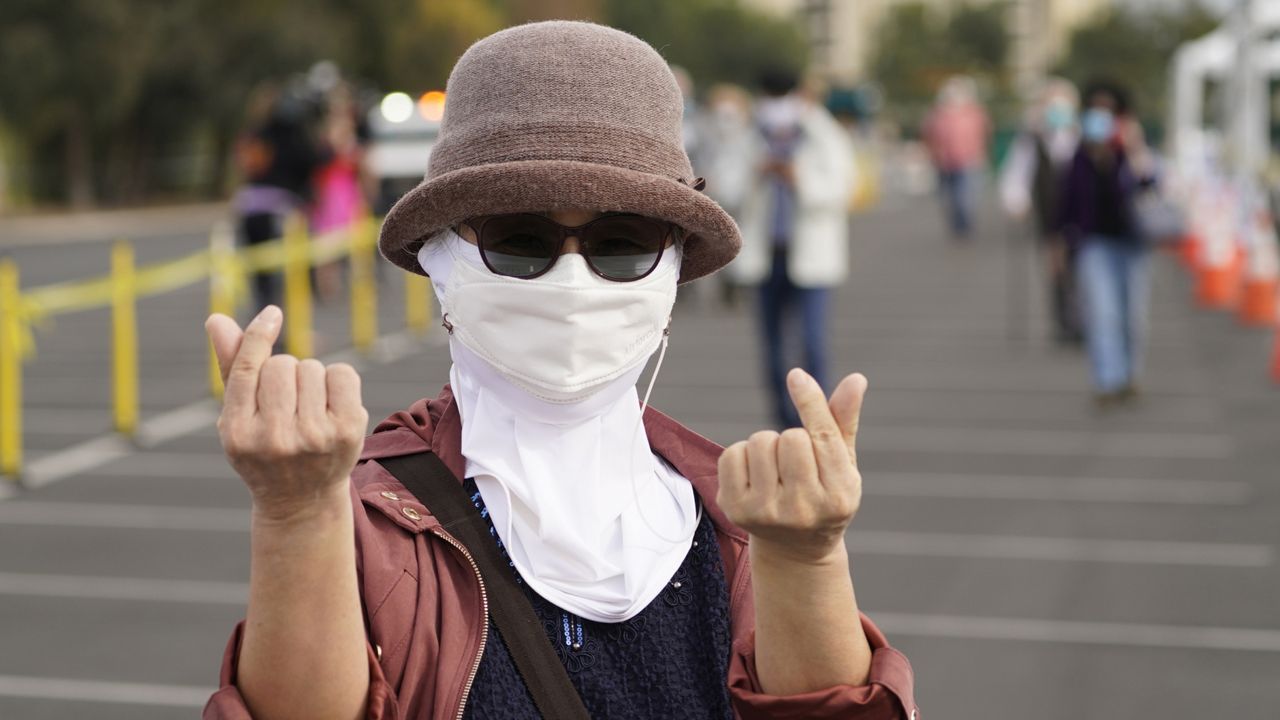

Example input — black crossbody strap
[377,452,592,720]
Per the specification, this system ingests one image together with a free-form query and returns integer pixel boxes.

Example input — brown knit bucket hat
[378,21,741,284]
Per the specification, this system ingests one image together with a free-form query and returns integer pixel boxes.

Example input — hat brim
[378,159,741,284]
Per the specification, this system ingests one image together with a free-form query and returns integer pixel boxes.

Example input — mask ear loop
[630,320,703,546]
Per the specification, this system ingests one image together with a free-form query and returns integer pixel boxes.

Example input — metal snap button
[401,507,422,521]
[380,491,400,501]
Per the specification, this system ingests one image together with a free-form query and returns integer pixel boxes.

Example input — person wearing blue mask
[1057,80,1155,407]
[999,79,1083,344]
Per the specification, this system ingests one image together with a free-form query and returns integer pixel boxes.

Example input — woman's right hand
[206,306,369,522]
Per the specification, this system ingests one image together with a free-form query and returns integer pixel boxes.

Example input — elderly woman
[204,22,916,720]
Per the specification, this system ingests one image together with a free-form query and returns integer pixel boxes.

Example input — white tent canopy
[1168,0,1279,181]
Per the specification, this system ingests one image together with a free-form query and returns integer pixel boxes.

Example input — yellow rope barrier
[282,214,313,358]
[405,272,433,337]
[208,222,238,399]
[111,241,140,436]
[0,214,408,480]
[0,258,23,477]
[350,216,379,353]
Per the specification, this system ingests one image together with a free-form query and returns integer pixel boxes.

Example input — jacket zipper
[429,527,489,720]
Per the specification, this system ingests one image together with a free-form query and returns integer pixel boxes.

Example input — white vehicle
[366,91,444,213]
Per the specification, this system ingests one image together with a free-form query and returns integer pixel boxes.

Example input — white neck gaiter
[418,230,698,623]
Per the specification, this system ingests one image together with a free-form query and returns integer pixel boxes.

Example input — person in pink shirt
[923,76,991,240]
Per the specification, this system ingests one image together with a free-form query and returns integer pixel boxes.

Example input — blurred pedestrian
[232,83,324,314]
[309,81,370,302]
[1000,78,1083,344]
[1057,80,1155,406]
[670,65,704,171]
[735,68,855,429]
[700,83,757,307]
[923,76,990,240]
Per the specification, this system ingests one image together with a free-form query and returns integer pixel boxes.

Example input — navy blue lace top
[460,477,735,720]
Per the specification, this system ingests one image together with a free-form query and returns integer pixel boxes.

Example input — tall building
[743,0,1112,88]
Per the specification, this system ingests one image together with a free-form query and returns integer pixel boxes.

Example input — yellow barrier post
[208,222,237,398]
[111,241,139,437]
[283,214,313,358]
[405,271,432,337]
[349,217,379,353]
[0,258,23,478]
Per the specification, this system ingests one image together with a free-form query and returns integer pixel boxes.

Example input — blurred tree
[0,0,806,206]
[868,5,939,112]
[0,0,345,205]
[378,0,505,92]
[1054,2,1217,137]
[502,0,602,23]
[0,1,143,206]
[604,0,807,92]
[867,2,1011,134]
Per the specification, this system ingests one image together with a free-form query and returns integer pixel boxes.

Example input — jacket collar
[356,385,745,543]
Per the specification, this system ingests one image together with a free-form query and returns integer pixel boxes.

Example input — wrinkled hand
[717,369,867,564]
[207,306,368,521]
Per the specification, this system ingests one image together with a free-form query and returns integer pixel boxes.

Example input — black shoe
[1116,383,1141,403]
[1093,391,1123,411]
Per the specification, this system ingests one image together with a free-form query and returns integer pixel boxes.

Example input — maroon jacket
[205,387,918,719]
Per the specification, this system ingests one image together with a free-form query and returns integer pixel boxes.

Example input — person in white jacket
[999,78,1083,344]
[733,69,855,428]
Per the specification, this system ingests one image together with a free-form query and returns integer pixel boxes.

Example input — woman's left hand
[717,369,867,565]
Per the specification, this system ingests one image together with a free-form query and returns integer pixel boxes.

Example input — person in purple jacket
[1057,81,1155,407]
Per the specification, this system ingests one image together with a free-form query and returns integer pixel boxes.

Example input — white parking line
[0,502,246,531]
[90,452,236,479]
[862,426,1234,460]
[10,331,425,493]
[0,675,211,707]
[865,472,1251,505]
[134,400,220,447]
[0,572,247,604]
[0,501,1268,571]
[871,612,1280,652]
[851,531,1272,567]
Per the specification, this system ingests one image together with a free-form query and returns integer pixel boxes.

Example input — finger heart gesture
[206,306,369,522]
[717,368,866,564]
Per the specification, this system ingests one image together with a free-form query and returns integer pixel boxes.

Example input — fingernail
[255,305,281,327]
[787,368,813,388]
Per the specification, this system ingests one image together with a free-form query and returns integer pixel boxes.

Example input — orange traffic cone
[1240,278,1278,326]
[1271,326,1280,384]
[1196,245,1243,309]
[1180,233,1201,268]
[1239,210,1280,326]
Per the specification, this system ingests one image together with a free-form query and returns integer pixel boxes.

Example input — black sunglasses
[461,213,678,282]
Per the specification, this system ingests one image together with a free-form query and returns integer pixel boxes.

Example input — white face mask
[417,229,698,623]
[436,230,679,404]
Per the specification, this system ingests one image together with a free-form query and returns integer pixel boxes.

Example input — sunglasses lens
[478,216,560,277]
[583,216,668,280]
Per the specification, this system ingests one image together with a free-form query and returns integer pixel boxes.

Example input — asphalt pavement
[0,196,1278,719]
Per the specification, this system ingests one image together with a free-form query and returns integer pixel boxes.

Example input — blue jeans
[758,247,830,428]
[937,169,974,237]
[1077,237,1151,393]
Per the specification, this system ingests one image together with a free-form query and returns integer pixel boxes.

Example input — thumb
[828,373,868,461]
[205,314,244,383]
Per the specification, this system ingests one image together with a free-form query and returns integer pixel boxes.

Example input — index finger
[221,306,283,414]
[786,368,848,471]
